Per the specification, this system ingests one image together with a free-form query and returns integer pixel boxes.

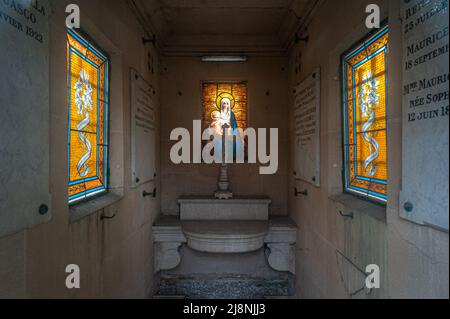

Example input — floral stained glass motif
[67,29,109,204]
[342,25,389,203]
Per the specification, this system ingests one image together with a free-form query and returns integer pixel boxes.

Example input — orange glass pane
[67,28,109,204]
[69,53,99,133]
[69,131,98,181]
[343,26,389,202]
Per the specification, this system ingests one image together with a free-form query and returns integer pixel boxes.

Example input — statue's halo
[216,93,236,110]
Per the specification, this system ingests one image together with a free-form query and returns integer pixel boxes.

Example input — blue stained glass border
[342,25,389,203]
[67,28,110,205]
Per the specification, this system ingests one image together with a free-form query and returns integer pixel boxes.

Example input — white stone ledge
[178,195,272,204]
[329,193,386,222]
[178,196,271,221]
[69,192,124,224]
[265,217,297,244]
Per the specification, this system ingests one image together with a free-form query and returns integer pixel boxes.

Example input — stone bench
[153,216,297,274]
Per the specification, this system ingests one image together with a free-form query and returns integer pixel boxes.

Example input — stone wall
[288,0,449,299]
[0,0,161,298]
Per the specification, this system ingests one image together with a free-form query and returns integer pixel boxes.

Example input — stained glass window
[202,82,248,130]
[342,25,389,203]
[202,82,248,161]
[67,29,109,204]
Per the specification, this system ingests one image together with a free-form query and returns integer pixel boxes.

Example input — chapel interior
[0,0,449,299]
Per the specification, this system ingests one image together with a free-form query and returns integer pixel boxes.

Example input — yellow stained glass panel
[202,82,248,130]
[67,29,109,204]
[342,26,389,203]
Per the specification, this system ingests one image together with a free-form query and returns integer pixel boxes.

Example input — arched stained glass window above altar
[341,25,389,203]
[67,28,110,205]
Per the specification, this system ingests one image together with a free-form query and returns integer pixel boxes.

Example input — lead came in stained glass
[67,29,109,204]
[342,25,389,203]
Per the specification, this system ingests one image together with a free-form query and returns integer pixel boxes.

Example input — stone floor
[156,276,294,299]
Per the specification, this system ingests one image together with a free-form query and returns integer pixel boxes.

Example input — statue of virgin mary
[209,95,245,163]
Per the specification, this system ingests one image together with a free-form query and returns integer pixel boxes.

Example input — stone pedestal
[265,217,297,274]
[215,164,233,199]
[153,217,187,272]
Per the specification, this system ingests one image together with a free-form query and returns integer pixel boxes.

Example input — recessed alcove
[0,0,447,301]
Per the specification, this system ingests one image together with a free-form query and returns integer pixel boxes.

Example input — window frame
[340,21,389,205]
[67,28,111,206]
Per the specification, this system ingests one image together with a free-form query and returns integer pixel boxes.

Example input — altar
[152,82,298,297]
[153,195,297,274]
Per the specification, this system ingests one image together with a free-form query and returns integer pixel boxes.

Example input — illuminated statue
[209,96,245,163]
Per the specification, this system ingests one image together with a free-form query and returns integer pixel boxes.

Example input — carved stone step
[182,221,269,253]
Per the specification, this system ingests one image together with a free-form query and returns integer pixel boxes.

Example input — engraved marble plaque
[400,0,449,231]
[293,68,321,187]
[131,69,157,187]
[0,0,51,237]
